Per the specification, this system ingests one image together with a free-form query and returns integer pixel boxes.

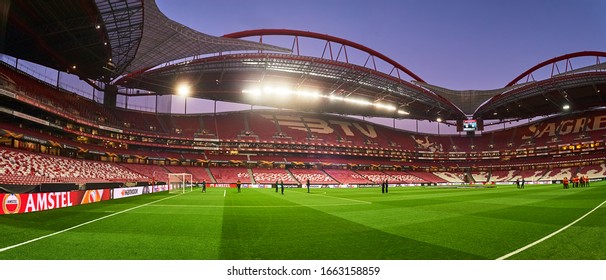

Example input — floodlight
[176,83,191,96]
[563,104,570,110]
[375,103,396,111]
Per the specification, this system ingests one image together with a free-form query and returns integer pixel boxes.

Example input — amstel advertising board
[1,189,111,215]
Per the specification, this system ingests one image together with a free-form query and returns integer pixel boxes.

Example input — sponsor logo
[522,115,606,140]
[81,190,103,204]
[121,189,140,196]
[262,115,377,138]
[2,194,21,214]
[24,192,73,213]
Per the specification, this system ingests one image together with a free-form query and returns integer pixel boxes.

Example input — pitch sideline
[496,198,606,260]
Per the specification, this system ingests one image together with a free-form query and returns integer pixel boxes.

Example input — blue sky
[156,0,606,90]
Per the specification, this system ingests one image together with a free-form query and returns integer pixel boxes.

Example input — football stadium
[1,0,606,268]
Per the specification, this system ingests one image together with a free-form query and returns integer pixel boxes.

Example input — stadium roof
[116,29,467,121]
[474,51,606,121]
[1,0,288,83]
[2,0,606,123]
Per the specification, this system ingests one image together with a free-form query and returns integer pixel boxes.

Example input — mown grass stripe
[148,202,368,208]
[0,192,186,253]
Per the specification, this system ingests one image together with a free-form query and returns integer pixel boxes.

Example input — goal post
[167,173,193,194]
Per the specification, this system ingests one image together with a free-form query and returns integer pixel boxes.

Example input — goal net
[167,173,193,194]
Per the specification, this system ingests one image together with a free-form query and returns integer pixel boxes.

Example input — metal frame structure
[118,29,467,121]
[3,0,606,124]
[475,52,606,121]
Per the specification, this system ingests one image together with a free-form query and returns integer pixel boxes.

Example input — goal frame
[167,173,193,194]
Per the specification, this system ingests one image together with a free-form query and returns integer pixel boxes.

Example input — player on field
[563,177,569,189]
[306,178,310,193]
[515,178,520,189]
[280,180,284,195]
[581,175,586,187]
[520,178,525,189]
[236,179,241,192]
[202,180,206,193]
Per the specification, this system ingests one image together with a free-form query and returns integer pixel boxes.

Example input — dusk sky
[156,0,606,90]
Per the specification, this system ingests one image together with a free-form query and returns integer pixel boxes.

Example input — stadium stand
[4,62,606,189]
[323,169,372,185]
[1,147,145,185]
[541,167,574,181]
[209,167,250,184]
[513,170,548,181]
[577,164,606,178]
[406,171,448,183]
[163,165,214,183]
[471,171,489,183]
[382,170,426,184]
[433,172,465,183]
[289,168,339,184]
[118,163,170,182]
[251,168,298,184]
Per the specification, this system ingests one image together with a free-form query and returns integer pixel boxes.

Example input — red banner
[1,189,112,215]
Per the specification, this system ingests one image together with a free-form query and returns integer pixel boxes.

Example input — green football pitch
[1,182,605,260]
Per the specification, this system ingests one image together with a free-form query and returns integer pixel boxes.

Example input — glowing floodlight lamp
[176,83,191,96]
[374,103,396,111]
[329,95,344,101]
[297,90,321,99]
[243,88,261,96]
[563,104,570,110]
[345,97,372,106]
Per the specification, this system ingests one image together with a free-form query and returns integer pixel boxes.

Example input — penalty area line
[0,193,186,253]
[496,198,606,260]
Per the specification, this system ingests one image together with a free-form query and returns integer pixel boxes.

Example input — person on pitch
[515,178,520,189]
[236,179,241,193]
[280,180,284,195]
[306,178,311,193]
[202,180,206,193]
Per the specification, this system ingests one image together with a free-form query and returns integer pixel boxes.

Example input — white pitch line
[0,193,186,253]
[497,198,606,260]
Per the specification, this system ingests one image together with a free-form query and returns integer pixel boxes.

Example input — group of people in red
[562,175,590,189]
